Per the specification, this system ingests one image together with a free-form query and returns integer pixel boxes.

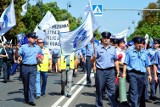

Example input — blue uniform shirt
[124,48,151,72]
[81,47,86,56]
[18,44,43,65]
[86,41,99,57]
[95,45,117,69]
[153,50,160,73]
[147,48,159,65]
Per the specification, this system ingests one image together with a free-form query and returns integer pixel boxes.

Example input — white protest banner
[45,20,69,50]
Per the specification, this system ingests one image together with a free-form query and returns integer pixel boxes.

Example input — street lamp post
[67,1,71,12]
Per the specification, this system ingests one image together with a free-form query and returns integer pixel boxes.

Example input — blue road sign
[92,5,103,16]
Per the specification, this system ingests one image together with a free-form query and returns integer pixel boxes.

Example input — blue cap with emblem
[101,31,111,38]
[153,38,160,44]
[117,38,125,44]
[26,32,37,38]
[132,37,142,43]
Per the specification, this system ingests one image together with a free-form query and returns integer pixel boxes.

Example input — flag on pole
[149,37,153,48]
[59,12,93,55]
[111,29,128,43]
[145,34,149,45]
[111,29,128,39]
[38,11,57,31]
[21,1,28,16]
[0,0,16,36]
[84,0,99,31]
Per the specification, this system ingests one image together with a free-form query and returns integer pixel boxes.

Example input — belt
[22,64,37,66]
[86,56,91,57]
[97,67,114,70]
[130,69,145,75]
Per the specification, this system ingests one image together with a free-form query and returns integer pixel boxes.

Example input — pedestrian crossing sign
[92,5,103,16]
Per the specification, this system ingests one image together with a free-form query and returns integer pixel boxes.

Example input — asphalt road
[0,70,160,107]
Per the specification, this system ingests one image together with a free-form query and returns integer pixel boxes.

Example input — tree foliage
[129,1,160,40]
[0,1,82,44]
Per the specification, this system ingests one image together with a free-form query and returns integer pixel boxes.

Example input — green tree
[130,2,160,40]
[0,1,82,43]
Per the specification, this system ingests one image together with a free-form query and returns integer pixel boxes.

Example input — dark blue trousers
[40,72,48,94]
[144,72,149,100]
[22,65,37,103]
[155,73,160,94]
[150,70,156,97]
[0,59,3,76]
[96,68,117,107]
[3,61,12,81]
[128,71,146,107]
[86,56,93,84]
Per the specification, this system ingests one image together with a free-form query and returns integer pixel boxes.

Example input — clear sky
[31,0,157,34]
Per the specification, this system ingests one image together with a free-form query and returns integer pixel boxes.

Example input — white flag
[84,0,99,31]
[21,1,28,16]
[145,34,149,45]
[111,29,128,39]
[59,12,93,55]
[149,37,153,48]
[111,29,128,43]
[38,11,57,31]
[0,0,16,36]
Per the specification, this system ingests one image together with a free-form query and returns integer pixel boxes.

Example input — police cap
[101,32,111,38]
[127,40,133,46]
[112,38,119,44]
[132,37,141,43]
[153,38,160,44]
[117,38,125,44]
[140,37,145,44]
[5,41,11,45]
[26,32,37,38]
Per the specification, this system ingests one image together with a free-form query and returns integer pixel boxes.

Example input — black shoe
[35,96,40,99]
[150,96,157,101]
[3,80,7,83]
[29,102,36,106]
[145,99,152,103]
[102,94,107,99]
[86,83,92,87]
[61,91,65,95]
[66,94,71,98]
[41,93,46,97]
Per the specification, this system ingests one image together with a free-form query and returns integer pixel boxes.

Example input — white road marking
[62,73,94,107]
[62,81,86,107]
[51,74,86,107]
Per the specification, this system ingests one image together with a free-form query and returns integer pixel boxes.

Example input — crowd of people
[0,31,160,107]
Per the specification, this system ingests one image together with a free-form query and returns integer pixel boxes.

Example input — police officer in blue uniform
[122,36,152,107]
[85,34,99,86]
[139,37,151,102]
[151,39,160,101]
[0,43,3,78]
[16,32,43,106]
[91,31,120,107]
[1,41,14,83]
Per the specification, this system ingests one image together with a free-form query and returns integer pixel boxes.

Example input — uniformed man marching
[15,32,43,106]
[1,41,14,83]
[122,36,152,107]
[91,31,120,107]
